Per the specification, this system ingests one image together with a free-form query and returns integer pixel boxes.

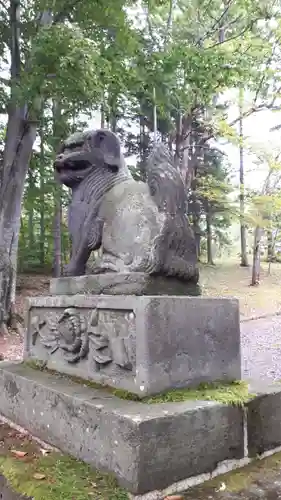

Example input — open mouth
[54,159,91,173]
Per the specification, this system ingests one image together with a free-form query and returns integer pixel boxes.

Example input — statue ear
[91,129,122,171]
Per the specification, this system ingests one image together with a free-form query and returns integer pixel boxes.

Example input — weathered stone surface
[50,273,202,296]
[54,129,199,283]
[247,380,281,456]
[0,363,245,495]
[24,294,241,396]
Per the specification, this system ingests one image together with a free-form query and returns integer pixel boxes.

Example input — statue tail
[145,143,188,216]
[145,143,199,283]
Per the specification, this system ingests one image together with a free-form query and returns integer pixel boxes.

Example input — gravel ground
[0,333,23,361]
[241,315,281,381]
[184,474,281,499]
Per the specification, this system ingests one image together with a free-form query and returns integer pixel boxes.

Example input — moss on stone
[143,380,252,405]
[23,361,252,406]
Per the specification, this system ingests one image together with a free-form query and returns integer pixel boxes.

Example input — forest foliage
[1,0,281,277]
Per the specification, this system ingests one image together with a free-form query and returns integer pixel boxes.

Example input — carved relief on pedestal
[90,309,136,372]
[30,307,136,372]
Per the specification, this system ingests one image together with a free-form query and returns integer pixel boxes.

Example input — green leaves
[21,24,105,110]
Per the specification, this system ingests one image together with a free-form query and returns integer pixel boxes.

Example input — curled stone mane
[76,164,130,205]
[146,143,187,216]
[147,143,175,168]
[68,164,131,257]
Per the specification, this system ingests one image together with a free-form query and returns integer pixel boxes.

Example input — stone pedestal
[24,275,241,397]
[0,363,245,496]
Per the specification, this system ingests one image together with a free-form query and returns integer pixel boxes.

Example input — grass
[2,423,281,500]
[0,423,128,500]
[199,259,281,319]
[24,361,252,406]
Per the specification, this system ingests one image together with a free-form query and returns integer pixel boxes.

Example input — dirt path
[241,315,281,382]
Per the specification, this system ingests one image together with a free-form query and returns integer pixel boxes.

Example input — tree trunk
[192,215,201,259]
[152,86,157,144]
[181,114,192,186]
[268,228,279,276]
[28,169,35,254]
[239,87,249,267]
[267,229,274,263]
[39,116,45,266]
[251,226,262,286]
[53,192,62,277]
[0,4,53,333]
[52,100,65,277]
[206,211,214,265]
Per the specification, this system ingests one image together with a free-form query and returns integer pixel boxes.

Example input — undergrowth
[0,454,128,500]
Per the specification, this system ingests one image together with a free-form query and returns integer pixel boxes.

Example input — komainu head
[54,129,124,187]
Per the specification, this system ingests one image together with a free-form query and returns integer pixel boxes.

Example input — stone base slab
[24,294,241,397]
[247,380,281,457]
[50,273,202,296]
[0,363,244,495]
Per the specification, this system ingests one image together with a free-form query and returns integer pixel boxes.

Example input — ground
[200,260,281,320]
[0,420,127,500]
[2,418,281,500]
[183,452,281,499]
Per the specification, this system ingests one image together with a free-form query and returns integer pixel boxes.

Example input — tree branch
[196,0,234,45]
[253,35,281,105]
[0,0,8,12]
[206,22,254,49]
[53,0,83,23]
[163,0,173,48]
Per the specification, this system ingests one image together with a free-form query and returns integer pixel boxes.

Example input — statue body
[54,129,199,283]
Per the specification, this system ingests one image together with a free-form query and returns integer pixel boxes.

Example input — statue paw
[63,263,84,277]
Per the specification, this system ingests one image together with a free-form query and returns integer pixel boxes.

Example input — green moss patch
[142,380,252,406]
[23,361,252,406]
[0,423,128,500]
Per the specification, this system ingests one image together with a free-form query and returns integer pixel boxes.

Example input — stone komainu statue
[54,129,199,283]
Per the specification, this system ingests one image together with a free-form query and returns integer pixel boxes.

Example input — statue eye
[97,132,106,143]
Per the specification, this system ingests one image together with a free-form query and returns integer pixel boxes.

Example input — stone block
[50,273,201,296]
[247,380,281,456]
[24,294,241,396]
[0,363,245,495]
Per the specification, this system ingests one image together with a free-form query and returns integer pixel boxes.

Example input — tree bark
[267,228,274,263]
[52,100,65,277]
[39,116,45,267]
[53,192,62,277]
[0,4,53,333]
[239,87,249,267]
[206,210,214,265]
[251,226,262,286]
[28,169,35,254]
[152,86,157,144]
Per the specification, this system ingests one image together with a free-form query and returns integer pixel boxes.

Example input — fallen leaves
[40,447,51,456]
[215,482,226,492]
[11,449,27,458]
[33,473,46,480]
[164,496,184,500]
